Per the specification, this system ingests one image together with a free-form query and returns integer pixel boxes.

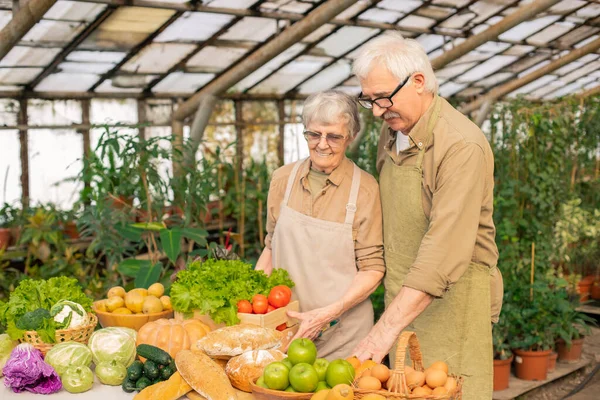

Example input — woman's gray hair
[353,32,438,93]
[302,90,361,139]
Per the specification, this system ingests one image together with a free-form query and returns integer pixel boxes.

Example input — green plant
[547,280,595,346]
[0,203,23,229]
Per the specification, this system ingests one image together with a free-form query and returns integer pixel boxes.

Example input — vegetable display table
[1,377,258,399]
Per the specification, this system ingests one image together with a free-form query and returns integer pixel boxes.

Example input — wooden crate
[174,300,300,331]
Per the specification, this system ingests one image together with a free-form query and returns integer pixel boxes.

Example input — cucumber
[121,378,137,393]
[160,365,175,380]
[143,360,160,380]
[127,360,143,381]
[136,344,172,366]
[135,376,152,391]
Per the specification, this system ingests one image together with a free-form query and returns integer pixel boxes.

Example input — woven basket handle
[393,331,425,373]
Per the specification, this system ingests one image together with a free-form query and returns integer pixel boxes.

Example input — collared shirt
[265,157,385,273]
[377,96,499,297]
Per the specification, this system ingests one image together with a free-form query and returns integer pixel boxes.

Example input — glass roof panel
[439,81,468,97]
[528,78,563,98]
[335,2,372,19]
[302,24,336,44]
[499,15,562,42]
[506,53,551,74]
[0,85,23,91]
[517,60,551,77]
[207,0,261,8]
[0,10,11,31]
[398,15,437,30]
[416,34,446,53]
[457,55,519,82]
[554,61,584,76]
[560,60,600,83]
[316,26,379,57]
[298,60,352,94]
[44,1,106,22]
[91,98,137,124]
[0,99,19,125]
[262,1,312,14]
[111,74,159,88]
[187,46,248,73]
[359,8,402,23]
[145,99,172,125]
[477,72,514,88]
[67,51,126,64]
[440,11,476,29]
[220,17,278,42]
[527,21,575,46]
[579,54,600,63]
[469,1,505,24]
[121,43,196,73]
[234,43,306,91]
[154,12,235,42]
[575,34,599,48]
[57,61,114,74]
[550,0,586,14]
[378,0,421,13]
[475,41,511,55]
[433,0,471,7]
[0,68,44,84]
[22,20,85,44]
[152,72,215,93]
[508,75,557,97]
[35,72,99,92]
[576,4,600,19]
[456,87,484,97]
[546,79,591,99]
[503,44,536,56]
[80,7,176,51]
[435,62,478,79]
[417,5,455,20]
[94,79,143,93]
[0,47,61,67]
[250,59,326,94]
[555,26,599,48]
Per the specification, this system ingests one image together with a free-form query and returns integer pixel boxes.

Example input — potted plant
[0,203,16,249]
[552,297,594,363]
[493,312,513,391]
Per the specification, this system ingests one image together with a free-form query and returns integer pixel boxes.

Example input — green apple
[285,386,297,392]
[287,338,318,365]
[281,357,294,370]
[315,381,330,392]
[263,362,290,390]
[256,376,269,389]
[313,358,330,381]
[289,363,319,393]
[325,359,356,388]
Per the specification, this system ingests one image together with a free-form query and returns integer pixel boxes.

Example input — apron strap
[415,96,442,170]
[344,163,361,225]
[283,158,306,206]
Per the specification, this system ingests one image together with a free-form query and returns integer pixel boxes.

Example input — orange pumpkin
[136,318,211,359]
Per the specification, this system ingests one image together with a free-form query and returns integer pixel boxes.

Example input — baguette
[133,372,192,400]
[176,349,237,400]
[226,349,285,392]
[195,324,283,359]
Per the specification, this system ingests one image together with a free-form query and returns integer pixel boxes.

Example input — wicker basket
[19,313,98,355]
[249,378,313,400]
[353,331,462,399]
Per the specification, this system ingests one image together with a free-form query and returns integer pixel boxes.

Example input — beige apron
[272,159,374,361]
[380,98,493,399]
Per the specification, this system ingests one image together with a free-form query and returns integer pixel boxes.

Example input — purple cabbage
[3,343,62,394]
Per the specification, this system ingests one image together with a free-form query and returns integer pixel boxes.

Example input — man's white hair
[353,32,438,94]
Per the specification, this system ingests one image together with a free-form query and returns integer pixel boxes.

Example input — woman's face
[305,120,352,174]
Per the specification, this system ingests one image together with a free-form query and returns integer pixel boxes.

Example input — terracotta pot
[557,337,584,363]
[0,228,11,249]
[578,281,592,302]
[10,227,21,246]
[591,281,600,300]
[61,221,79,240]
[108,195,134,210]
[199,200,221,224]
[547,351,558,372]
[493,355,513,391]
[513,348,551,381]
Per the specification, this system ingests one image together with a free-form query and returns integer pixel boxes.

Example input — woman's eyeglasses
[303,130,348,148]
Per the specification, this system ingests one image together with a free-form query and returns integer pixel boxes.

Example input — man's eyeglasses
[358,75,411,109]
[303,130,348,148]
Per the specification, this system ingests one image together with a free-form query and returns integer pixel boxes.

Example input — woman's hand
[283,303,343,351]
[255,247,273,275]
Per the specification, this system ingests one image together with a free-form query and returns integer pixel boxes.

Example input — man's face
[359,64,423,133]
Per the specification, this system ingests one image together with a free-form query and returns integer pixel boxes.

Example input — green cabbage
[44,342,93,376]
[0,333,17,377]
[88,327,137,368]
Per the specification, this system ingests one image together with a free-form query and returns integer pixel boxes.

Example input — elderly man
[351,32,503,399]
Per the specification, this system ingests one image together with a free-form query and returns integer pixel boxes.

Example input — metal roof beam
[431,0,561,70]
[0,0,57,62]
[460,36,600,114]
[172,0,359,121]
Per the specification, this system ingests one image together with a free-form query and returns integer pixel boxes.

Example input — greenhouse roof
[1,0,600,111]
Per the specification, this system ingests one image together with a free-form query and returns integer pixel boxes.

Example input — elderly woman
[255,90,384,360]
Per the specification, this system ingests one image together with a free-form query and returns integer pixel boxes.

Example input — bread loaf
[176,350,237,400]
[225,349,286,392]
[133,372,192,400]
[195,324,283,359]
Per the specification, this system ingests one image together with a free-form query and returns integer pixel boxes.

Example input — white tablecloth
[0,376,135,399]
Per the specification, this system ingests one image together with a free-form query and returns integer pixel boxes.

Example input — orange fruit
[429,360,449,374]
[346,356,361,370]
[371,364,390,383]
[355,359,377,377]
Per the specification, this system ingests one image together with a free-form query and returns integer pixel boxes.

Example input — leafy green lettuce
[0,277,92,342]
[170,259,294,326]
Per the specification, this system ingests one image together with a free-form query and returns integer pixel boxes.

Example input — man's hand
[352,323,398,363]
[283,304,342,351]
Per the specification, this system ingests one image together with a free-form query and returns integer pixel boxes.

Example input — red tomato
[267,305,276,313]
[268,286,292,308]
[276,323,287,331]
[237,299,253,313]
[252,294,269,314]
